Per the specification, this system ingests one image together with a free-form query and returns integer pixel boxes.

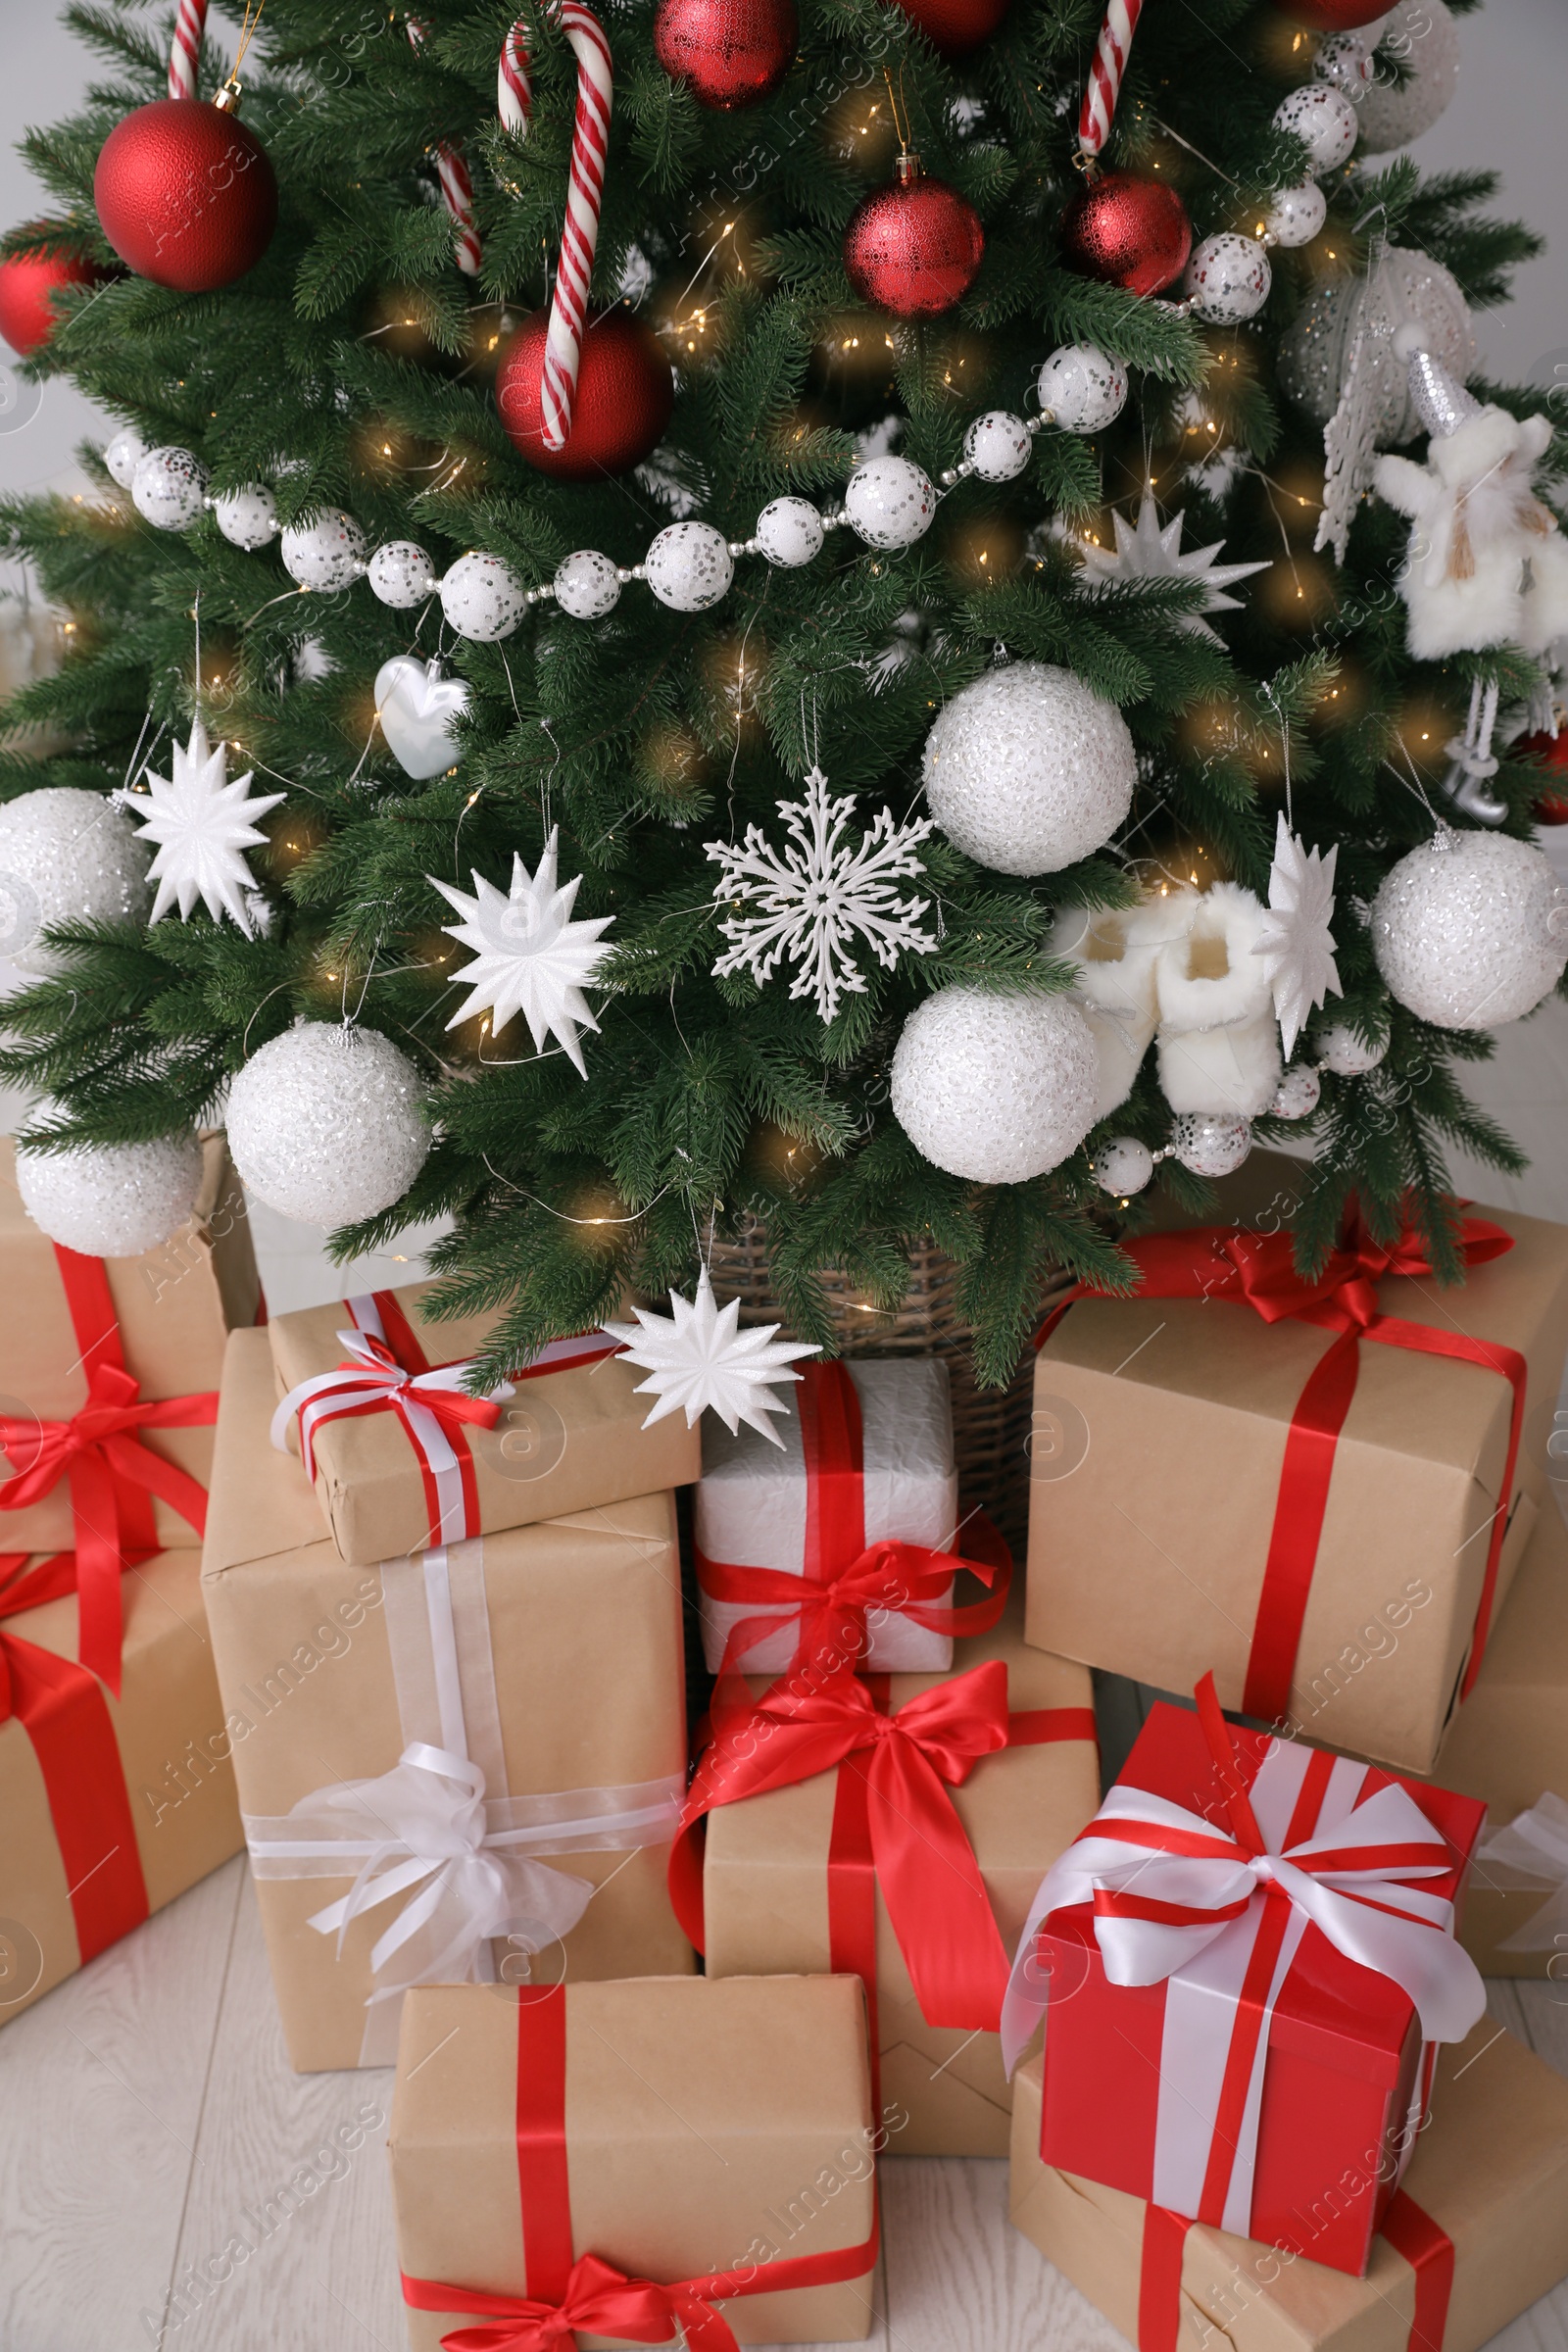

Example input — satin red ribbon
[401,1985,880,2352]
[1037,1206,1525,1719]
[0,1246,216,1693]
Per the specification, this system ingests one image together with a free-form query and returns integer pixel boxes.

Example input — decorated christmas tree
[0,0,1565,1396]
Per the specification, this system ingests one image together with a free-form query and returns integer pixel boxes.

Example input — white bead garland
[1313,1021,1387,1076]
[1037,345,1129,433]
[104,426,148,491]
[963,412,1033,483]
[1271,1064,1322,1119]
[755,497,825,567]
[368,541,440,609]
[1184,234,1272,325]
[279,511,369,592]
[1273,83,1359,173]
[553,549,621,618]
[1264,183,1328,249]
[1094,1136,1154,1197]
[132,447,210,531]
[213,484,279,551]
[1171,1111,1252,1177]
[440,551,528,641]
[843,456,936,552]
[645,522,734,612]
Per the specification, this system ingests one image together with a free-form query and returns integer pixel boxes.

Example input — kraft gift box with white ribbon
[202,1329,693,2071]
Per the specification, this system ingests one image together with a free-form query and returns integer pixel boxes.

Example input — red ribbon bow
[404,2250,753,2352]
[699,1528,1010,1686]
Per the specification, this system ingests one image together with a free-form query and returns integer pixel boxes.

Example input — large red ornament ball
[94,98,277,294]
[887,0,1010,58]
[1270,0,1390,25]
[0,236,106,357]
[496,308,675,481]
[1060,170,1192,298]
[654,0,798,109]
[1512,727,1568,825]
[843,172,984,319]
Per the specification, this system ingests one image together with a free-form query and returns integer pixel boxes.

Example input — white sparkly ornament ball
[922,662,1137,877]
[1357,0,1460,153]
[1372,831,1568,1029]
[368,541,439,609]
[1312,32,1375,97]
[1037,345,1127,433]
[441,552,527,642]
[213,484,279,551]
[645,522,733,612]
[843,456,936,551]
[963,412,1032,483]
[1273,83,1360,172]
[0,786,151,973]
[756,497,825,567]
[280,510,368,592]
[104,425,147,490]
[1314,1020,1387,1076]
[226,1023,431,1227]
[1094,1136,1154,1197]
[891,987,1100,1184]
[1184,234,1272,324]
[131,446,209,530]
[1263,183,1328,249]
[554,550,621,619]
[1172,1112,1252,1177]
[1277,247,1474,438]
[1271,1064,1322,1119]
[16,1130,203,1256]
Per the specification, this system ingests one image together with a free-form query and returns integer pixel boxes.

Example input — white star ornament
[430,829,613,1076]
[1252,813,1343,1059]
[604,1268,820,1445]
[119,718,284,933]
[1077,493,1269,642]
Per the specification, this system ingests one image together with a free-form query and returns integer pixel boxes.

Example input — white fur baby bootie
[1051,893,1197,1118]
[1154,882,1282,1117]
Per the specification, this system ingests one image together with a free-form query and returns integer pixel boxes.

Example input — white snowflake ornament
[1076,493,1269,642]
[1252,814,1343,1058]
[431,829,612,1076]
[604,1268,819,1444]
[706,768,938,1025]
[119,718,284,934]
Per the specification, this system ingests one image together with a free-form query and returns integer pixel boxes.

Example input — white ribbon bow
[270,1327,514,1487]
[1475,1792,1568,1955]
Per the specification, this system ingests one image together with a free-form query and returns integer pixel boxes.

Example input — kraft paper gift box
[1027,1157,1568,1775]
[268,1276,699,1566]
[0,1545,242,2028]
[1004,1693,1487,2280]
[1009,2018,1568,2352]
[202,1329,693,2071]
[392,1976,880,2352]
[697,1355,962,1674]
[0,1132,260,1557]
[694,1586,1099,2155]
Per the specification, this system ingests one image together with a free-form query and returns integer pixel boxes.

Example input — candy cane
[1078,0,1146,164]
[497,7,614,452]
[407,18,484,277]
[170,0,208,98]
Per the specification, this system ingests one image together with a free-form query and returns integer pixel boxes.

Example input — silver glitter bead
[1263,183,1328,250]
[1171,1112,1252,1177]
[755,500,825,570]
[226,1023,431,1226]
[1314,1021,1387,1076]
[1273,83,1359,173]
[440,551,528,642]
[280,510,369,592]
[922,662,1137,877]
[890,987,1100,1184]
[368,541,440,609]
[1271,1064,1322,1120]
[963,411,1033,483]
[645,521,734,612]
[1372,830,1568,1029]
[843,456,936,551]
[1036,345,1128,434]
[131,446,209,531]
[213,483,280,551]
[1094,1136,1155,1197]
[1184,233,1272,325]
[1312,32,1374,97]
[554,550,622,619]
[103,425,147,490]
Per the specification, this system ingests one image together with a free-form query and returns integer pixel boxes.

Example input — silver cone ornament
[1395,328,1484,439]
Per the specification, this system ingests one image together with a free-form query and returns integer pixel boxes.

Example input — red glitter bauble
[1270,0,1391,26]
[1059,170,1192,298]
[654,0,798,109]
[0,235,107,357]
[496,308,675,481]
[887,0,1010,59]
[1511,727,1568,825]
[843,168,984,319]
[94,98,276,293]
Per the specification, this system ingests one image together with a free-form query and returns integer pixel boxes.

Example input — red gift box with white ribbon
[1001,1683,1488,2279]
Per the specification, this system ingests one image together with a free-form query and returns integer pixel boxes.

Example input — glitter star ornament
[1251,814,1343,1057]
[431,830,613,1076]
[604,1267,819,1444]
[706,768,938,1024]
[1076,493,1269,641]
[121,718,283,933]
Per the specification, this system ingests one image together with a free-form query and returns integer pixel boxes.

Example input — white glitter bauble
[1277,247,1474,438]
[440,552,527,642]
[1273,83,1360,172]
[891,987,1100,1184]
[1264,183,1328,249]
[1172,1112,1252,1177]
[226,1024,431,1227]
[131,446,209,531]
[1357,0,1460,152]
[1271,1064,1322,1119]
[922,663,1136,877]
[1371,831,1568,1029]
[1184,233,1272,324]
[843,456,936,551]
[213,483,279,551]
[756,497,825,567]
[15,1130,203,1256]
[1313,32,1375,96]
[1314,1020,1387,1075]
[645,522,733,612]
[1094,1136,1154,1197]
[963,412,1032,483]
[554,550,621,619]
[279,510,368,592]
[368,541,439,609]
[104,425,147,490]
[1037,344,1128,433]
[0,786,152,973]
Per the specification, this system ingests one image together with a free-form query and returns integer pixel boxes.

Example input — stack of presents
[10,1132,1568,2352]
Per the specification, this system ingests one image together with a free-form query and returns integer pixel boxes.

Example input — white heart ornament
[374,656,470,781]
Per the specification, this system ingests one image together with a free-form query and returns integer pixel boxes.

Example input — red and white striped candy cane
[1078,0,1146,163]
[407,18,484,277]
[497,7,614,452]
[170,0,208,98]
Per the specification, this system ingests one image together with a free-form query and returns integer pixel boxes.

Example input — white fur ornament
[1153,882,1282,1118]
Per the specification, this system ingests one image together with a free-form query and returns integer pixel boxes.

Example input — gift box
[1001,1690,1488,2279]
[697,1356,965,1674]
[268,1276,699,1566]
[0,1132,259,1564]
[691,1586,1099,2154]
[392,1976,880,2352]
[0,1544,243,2028]
[1009,2017,1568,2352]
[202,1329,694,2070]
[1028,1155,1568,1772]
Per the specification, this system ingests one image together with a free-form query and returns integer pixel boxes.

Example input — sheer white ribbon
[1475,1792,1568,1954]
